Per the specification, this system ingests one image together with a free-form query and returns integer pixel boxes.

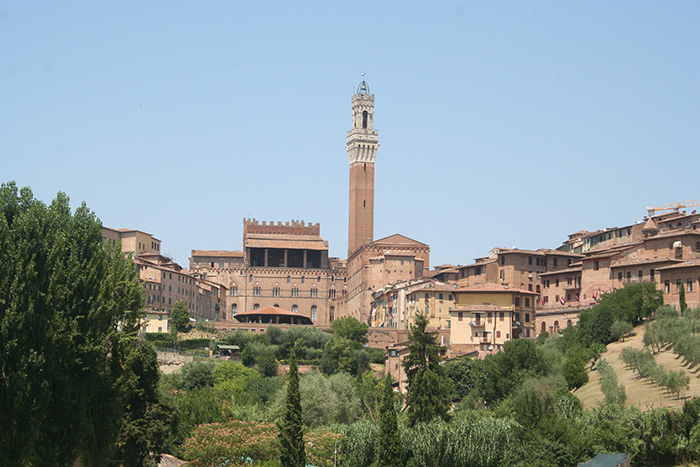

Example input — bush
[145,332,177,349]
[181,421,279,466]
[180,361,215,391]
[177,338,213,351]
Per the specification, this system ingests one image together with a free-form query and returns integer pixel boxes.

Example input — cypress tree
[278,349,306,467]
[376,374,401,467]
[679,282,687,314]
[402,313,450,426]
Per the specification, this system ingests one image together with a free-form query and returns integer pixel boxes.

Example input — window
[311,305,317,322]
[499,312,504,321]
[525,297,530,307]
[677,280,683,293]
[553,257,558,267]
[525,313,530,323]
[448,294,453,301]
[687,279,693,292]
[500,256,505,266]
[231,286,238,297]
[292,304,298,313]
[496,331,501,338]
[458,312,463,322]
[514,296,520,306]
[618,272,623,281]
[301,276,305,284]
[555,279,559,287]
[425,293,429,299]
[231,303,237,315]
[219,261,224,268]
[626,271,632,281]
[528,256,533,265]
[594,261,599,271]
[292,287,299,298]
[253,303,260,310]
[310,288,318,298]
[272,286,280,297]
[487,312,492,323]
[317,276,321,283]
[329,306,335,322]
[439,293,443,300]
[287,276,291,283]
[329,289,336,299]
[253,286,261,296]
[248,274,253,283]
[651,269,655,281]
[638,270,643,280]
[665,281,670,294]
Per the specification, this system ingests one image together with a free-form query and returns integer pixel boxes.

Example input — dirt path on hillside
[575,326,700,410]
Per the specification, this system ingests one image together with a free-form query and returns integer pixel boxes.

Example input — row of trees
[0,182,172,466]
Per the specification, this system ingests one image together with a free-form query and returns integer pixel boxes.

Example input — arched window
[567,319,572,327]
[230,285,237,297]
[310,287,318,298]
[287,276,291,283]
[272,285,280,297]
[248,274,253,283]
[291,286,299,298]
[231,303,237,315]
[329,306,335,322]
[362,110,368,129]
[554,320,560,332]
[541,321,546,332]
[311,305,317,322]
[536,285,541,294]
[253,285,261,296]
[253,303,260,310]
[292,304,298,313]
[329,288,336,299]
[274,303,279,308]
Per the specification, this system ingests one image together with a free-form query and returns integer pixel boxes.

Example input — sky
[2,2,699,268]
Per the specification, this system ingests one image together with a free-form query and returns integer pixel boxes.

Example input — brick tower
[346,80,379,256]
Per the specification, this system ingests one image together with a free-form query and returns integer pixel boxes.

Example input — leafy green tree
[321,336,359,375]
[331,316,369,344]
[256,346,279,377]
[562,348,589,390]
[112,339,175,467]
[0,183,163,466]
[241,346,256,367]
[443,355,477,401]
[278,350,305,467]
[610,320,633,342]
[180,361,214,391]
[376,374,401,467]
[171,299,190,331]
[402,313,450,426]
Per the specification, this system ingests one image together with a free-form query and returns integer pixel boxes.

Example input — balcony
[470,320,485,327]
[563,284,581,290]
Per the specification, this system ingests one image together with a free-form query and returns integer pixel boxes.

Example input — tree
[171,299,190,331]
[331,316,369,344]
[610,320,633,342]
[180,361,215,391]
[562,349,589,390]
[402,313,450,425]
[256,347,279,378]
[679,283,688,314]
[0,182,164,466]
[376,375,401,467]
[278,349,306,467]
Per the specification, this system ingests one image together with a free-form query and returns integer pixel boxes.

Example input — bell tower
[347,80,379,256]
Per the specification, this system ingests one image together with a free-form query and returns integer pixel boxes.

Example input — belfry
[346,80,379,256]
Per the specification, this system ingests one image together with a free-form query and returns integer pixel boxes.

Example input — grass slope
[575,325,700,410]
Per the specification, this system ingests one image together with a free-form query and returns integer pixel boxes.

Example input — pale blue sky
[2,2,699,268]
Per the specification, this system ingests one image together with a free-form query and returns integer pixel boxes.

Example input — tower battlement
[243,218,321,236]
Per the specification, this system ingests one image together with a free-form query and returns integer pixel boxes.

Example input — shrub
[597,359,626,406]
[181,421,279,466]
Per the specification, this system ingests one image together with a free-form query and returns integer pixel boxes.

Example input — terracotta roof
[372,233,429,247]
[610,257,683,268]
[656,259,700,271]
[451,304,509,312]
[454,282,537,295]
[191,250,244,257]
[244,233,327,250]
[643,217,659,232]
[582,244,638,260]
[644,229,700,241]
[539,267,583,277]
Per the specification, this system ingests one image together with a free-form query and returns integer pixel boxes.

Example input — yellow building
[371,279,455,331]
[450,283,537,354]
[142,310,170,333]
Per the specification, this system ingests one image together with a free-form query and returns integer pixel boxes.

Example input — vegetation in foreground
[4,182,700,466]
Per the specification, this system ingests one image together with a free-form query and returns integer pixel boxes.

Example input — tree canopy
[0,182,168,466]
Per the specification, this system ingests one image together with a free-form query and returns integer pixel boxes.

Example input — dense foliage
[0,182,170,466]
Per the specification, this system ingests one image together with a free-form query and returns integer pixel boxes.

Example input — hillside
[575,325,700,410]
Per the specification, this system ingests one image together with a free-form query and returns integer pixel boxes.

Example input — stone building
[371,278,456,331]
[450,283,538,355]
[344,81,430,325]
[190,219,347,326]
